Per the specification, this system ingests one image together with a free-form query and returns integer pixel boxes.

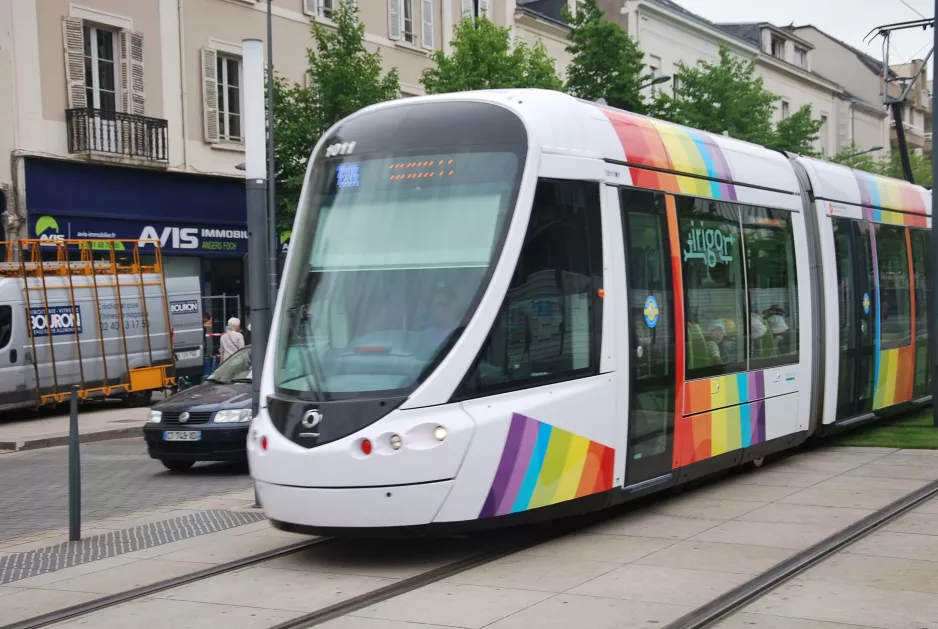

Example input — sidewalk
[4,446,938,628]
[0,486,306,627]
[0,401,157,452]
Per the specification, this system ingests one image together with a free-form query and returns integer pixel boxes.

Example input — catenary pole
[267,0,279,311]
[932,0,938,427]
[242,38,271,416]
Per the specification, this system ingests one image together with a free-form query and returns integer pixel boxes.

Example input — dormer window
[771,36,785,59]
[794,46,807,69]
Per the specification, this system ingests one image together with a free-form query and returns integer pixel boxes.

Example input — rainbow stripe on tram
[601,110,738,200]
[478,413,615,518]
[855,170,928,227]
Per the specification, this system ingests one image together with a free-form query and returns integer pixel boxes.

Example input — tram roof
[354,90,929,217]
[796,155,931,218]
[367,89,802,198]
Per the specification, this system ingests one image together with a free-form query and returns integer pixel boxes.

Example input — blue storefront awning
[24,158,249,256]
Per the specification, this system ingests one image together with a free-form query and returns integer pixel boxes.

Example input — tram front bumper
[254,479,454,531]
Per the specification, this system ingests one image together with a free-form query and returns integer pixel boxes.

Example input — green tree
[877,150,933,186]
[652,45,777,146]
[829,143,932,186]
[562,0,648,113]
[652,44,823,154]
[420,14,562,94]
[270,75,318,231]
[768,105,824,155]
[829,143,880,173]
[271,0,399,227]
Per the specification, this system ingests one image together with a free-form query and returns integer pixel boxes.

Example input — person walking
[219,317,245,362]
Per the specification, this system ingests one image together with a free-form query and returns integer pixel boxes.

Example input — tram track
[7,469,938,629]
[1,537,333,629]
[1,519,568,629]
[663,477,938,629]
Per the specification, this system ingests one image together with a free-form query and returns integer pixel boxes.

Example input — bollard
[68,384,81,542]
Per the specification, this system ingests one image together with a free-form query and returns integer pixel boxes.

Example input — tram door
[621,189,677,485]
[832,218,877,420]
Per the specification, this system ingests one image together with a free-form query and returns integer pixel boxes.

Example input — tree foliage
[420,14,562,94]
[830,143,933,186]
[768,104,824,155]
[652,45,777,145]
[271,0,399,228]
[652,44,823,154]
[562,0,648,112]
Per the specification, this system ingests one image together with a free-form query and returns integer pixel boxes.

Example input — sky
[671,0,935,78]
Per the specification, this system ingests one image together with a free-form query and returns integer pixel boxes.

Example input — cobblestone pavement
[0,438,252,543]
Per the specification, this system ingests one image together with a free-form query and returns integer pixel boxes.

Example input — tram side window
[742,207,799,367]
[875,224,912,349]
[457,179,604,397]
[677,197,747,378]
[911,228,930,397]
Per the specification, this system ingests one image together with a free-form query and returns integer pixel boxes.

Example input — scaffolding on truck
[0,238,176,405]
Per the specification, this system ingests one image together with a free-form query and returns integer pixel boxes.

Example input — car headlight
[147,410,162,423]
[214,409,253,423]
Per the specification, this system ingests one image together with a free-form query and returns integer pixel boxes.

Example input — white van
[0,271,203,412]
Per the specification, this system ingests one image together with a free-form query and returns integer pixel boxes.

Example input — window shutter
[421,0,433,50]
[478,0,490,16]
[460,0,473,17]
[201,47,220,143]
[129,32,145,115]
[62,17,86,109]
[119,31,130,112]
[303,0,316,14]
[388,0,401,40]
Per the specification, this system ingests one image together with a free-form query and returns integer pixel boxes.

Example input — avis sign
[30,305,83,337]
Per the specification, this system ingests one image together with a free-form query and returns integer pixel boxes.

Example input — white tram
[247,89,932,535]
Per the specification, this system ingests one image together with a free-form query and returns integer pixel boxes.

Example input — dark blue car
[144,346,252,472]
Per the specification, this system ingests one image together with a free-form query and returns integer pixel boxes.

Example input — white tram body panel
[248,89,932,534]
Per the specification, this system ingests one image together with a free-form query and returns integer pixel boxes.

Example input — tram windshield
[275,149,522,399]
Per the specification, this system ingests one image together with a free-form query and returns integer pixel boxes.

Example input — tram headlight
[433,426,448,441]
[147,410,162,424]
[390,434,403,450]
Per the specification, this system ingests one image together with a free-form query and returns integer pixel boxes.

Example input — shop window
[876,224,912,348]
[743,207,799,367]
[677,197,747,379]
[457,179,604,397]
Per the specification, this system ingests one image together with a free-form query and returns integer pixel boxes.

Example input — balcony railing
[66,108,168,163]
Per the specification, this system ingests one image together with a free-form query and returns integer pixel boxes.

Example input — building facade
[0,0,573,317]
[792,25,896,159]
[592,0,857,159]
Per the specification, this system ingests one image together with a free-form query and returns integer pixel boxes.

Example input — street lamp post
[242,38,272,417]
[640,75,671,90]
[843,146,883,159]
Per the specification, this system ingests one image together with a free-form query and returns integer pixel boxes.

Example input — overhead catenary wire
[896,0,927,19]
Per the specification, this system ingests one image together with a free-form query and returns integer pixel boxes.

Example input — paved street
[0,437,252,543]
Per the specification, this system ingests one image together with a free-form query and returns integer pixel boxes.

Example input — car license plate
[163,431,201,441]
[175,349,200,360]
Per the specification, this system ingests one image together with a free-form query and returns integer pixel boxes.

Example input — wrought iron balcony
[66,108,168,163]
